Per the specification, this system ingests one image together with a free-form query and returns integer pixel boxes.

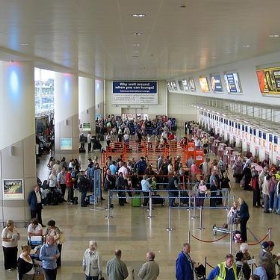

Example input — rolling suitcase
[152,194,165,206]
[118,191,126,206]
[132,195,141,207]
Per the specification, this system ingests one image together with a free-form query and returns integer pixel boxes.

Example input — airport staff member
[208,253,238,280]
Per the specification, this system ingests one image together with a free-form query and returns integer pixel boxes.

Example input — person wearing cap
[258,241,279,280]
[208,253,238,280]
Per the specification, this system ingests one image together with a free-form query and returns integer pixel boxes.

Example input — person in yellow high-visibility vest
[208,254,238,280]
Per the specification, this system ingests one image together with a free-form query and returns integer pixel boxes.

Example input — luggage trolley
[212,223,230,235]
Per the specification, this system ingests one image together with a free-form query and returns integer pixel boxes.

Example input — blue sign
[224,72,242,93]
[113,81,157,94]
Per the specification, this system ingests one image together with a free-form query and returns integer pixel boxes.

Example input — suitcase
[132,196,141,207]
[118,191,126,206]
[152,195,165,206]
[73,197,78,205]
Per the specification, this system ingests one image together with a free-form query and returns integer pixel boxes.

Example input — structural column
[79,76,95,136]
[0,61,36,225]
[54,72,79,159]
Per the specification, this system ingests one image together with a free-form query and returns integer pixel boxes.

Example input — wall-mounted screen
[263,132,266,140]
[188,78,196,92]
[256,66,280,95]
[250,128,253,134]
[242,125,244,131]
[178,80,184,91]
[82,123,91,131]
[224,72,242,93]
[60,138,73,150]
[259,131,262,138]
[274,136,278,144]
[199,76,210,92]
[269,134,273,142]
[182,79,189,91]
[210,73,223,93]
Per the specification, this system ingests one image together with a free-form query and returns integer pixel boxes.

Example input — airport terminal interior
[2,1,280,280]
[1,133,280,280]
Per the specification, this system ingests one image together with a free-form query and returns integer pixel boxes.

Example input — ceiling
[1,0,280,81]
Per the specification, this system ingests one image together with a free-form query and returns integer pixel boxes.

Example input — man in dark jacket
[27,185,45,226]
[78,171,90,207]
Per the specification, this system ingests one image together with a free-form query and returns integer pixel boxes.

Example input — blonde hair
[6,220,14,227]
[21,245,31,252]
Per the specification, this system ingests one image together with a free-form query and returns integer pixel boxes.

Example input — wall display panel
[209,73,223,93]
[256,66,280,95]
[178,80,184,91]
[274,136,278,144]
[199,76,210,92]
[182,79,189,91]
[60,138,73,150]
[112,81,158,104]
[224,72,242,93]
[188,78,196,92]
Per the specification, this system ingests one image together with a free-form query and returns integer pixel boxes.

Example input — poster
[224,72,242,93]
[210,73,223,93]
[256,66,280,95]
[3,179,24,200]
[199,76,210,92]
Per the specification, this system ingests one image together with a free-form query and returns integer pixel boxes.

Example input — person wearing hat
[258,241,279,280]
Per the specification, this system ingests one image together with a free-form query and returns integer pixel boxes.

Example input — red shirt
[65,172,73,188]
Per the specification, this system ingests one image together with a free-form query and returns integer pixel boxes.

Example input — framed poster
[210,73,223,93]
[199,76,210,92]
[3,179,24,200]
[224,72,242,93]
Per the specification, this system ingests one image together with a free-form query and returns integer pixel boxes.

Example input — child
[150,177,157,195]
[227,201,240,225]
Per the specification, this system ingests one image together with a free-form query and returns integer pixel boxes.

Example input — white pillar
[0,61,36,225]
[54,72,79,159]
[79,76,95,135]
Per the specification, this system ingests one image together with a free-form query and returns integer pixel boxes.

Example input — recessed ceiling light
[242,44,250,48]
[21,43,28,46]
[133,43,141,47]
[269,34,279,38]
[131,14,146,18]
[132,55,139,58]
[132,32,143,36]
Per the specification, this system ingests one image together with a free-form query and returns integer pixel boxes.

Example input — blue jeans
[43,268,57,280]
[168,191,176,206]
[85,275,98,280]
[263,194,269,211]
[269,191,275,209]
[81,191,87,206]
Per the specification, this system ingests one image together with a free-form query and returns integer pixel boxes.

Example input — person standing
[106,249,129,280]
[65,167,74,203]
[45,220,63,268]
[82,240,102,280]
[1,220,20,270]
[208,254,238,280]
[138,251,159,280]
[57,167,67,202]
[238,197,250,242]
[27,184,45,226]
[254,257,269,280]
[209,170,218,207]
[17,245,35,280]
[141,175,151,207]
[176,243,195,280]
[87,132,92,153]
[78,170,90,207]
[168,171,179,207]
[39,235,60,280]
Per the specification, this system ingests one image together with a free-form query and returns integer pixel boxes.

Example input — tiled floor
[1,149,280,280]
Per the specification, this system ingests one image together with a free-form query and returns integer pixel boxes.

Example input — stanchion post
[147,191,154,218]
[166,206,173,231]
[229,228,233,254]
[188,231,190,244]
[105,190,113,219]
[191,194,198,219]
[268,228,272,240]
[197,207,204,230]
[204,256,207,278]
